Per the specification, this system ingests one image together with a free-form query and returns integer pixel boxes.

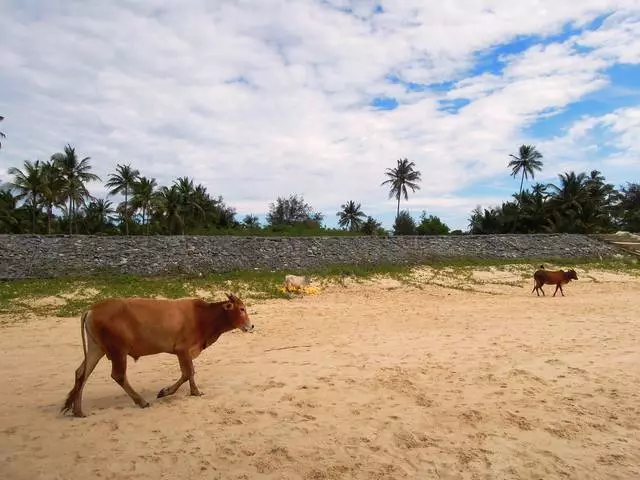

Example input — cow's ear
[223,302,234,310]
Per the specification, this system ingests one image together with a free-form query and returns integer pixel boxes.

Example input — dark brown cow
[532,265,578,297]
[61,293,254,417]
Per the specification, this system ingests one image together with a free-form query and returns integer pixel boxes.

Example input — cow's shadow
[46,383,209,418]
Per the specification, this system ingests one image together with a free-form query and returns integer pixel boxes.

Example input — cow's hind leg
[157,353,192,398]
[71,337,105,417]
[110,352,150,409]
[61,329,104,417]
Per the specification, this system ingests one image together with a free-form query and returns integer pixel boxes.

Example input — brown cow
[532,265,578,297]
[61,293,254,417]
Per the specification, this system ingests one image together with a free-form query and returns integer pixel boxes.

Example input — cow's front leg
[157,353,201,398]
[183,354,202,396]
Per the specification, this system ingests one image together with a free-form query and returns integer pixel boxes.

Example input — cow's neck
[201,306,236,347]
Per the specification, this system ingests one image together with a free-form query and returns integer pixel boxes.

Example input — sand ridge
[0,267,639,479]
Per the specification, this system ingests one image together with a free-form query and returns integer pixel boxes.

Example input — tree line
[468,145,639,234]
[0,129,638,236]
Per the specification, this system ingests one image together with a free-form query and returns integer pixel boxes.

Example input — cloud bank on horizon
[0,0,639,230]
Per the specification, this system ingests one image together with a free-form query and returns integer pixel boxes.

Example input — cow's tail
[80,310,89,362]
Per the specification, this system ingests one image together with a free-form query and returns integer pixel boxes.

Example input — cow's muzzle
[242,324,255,333]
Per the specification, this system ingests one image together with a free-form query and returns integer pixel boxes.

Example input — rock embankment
[0,233,623,279]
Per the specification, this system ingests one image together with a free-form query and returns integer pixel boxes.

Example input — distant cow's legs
[553,284,564,297]
[157,353,195,398]
[109,352,150,409]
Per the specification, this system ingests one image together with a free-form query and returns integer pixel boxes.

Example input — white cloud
[0,0,639,231]
[576,10,640,64]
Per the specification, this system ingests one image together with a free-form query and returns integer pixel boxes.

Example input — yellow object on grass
[278,285,321,295]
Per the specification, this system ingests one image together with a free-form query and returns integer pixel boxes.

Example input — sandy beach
[0,266,639,479]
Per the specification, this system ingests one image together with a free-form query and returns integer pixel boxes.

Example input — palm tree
[51,145,101,234]
[381,158,422,219]
[508,144,544,199]
[519,182,549,232]
[0,188,20,232]
[548,171,588,210]
[131,176,157,234]
[7,159,43,233]
[361,216,382,235]
[154,185,184,235]
[40,160,64,234]
[546,171,589,232]
[105,163,140,235]
[84,198,115,233]
[174,176,205,230]
[336,200,366,231]
[0,115,5,149]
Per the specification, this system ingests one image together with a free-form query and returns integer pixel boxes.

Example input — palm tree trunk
[31,192,37,234]
[124,188,129,236]
[47,204,52,234]
[396,196,401,220]
[68,197,73,234]
[514,171,526,234]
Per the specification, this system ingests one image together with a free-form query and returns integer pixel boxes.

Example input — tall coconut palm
[0,115,5,149]
[508,144,544,199]
[51,144,101,234]
[336,200,366,232]
[105,163,140,235]
[381,158,422,219]
[131,176,157,234]
[7,159,43,233]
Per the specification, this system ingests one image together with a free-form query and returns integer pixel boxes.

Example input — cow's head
[223,293,254,332]
[566,269,578,281]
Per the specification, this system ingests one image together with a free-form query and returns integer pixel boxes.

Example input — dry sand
[1,267,639,479]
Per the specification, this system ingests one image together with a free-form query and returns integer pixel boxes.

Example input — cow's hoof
[139,401,150,409]
[190,391,204,397]
[157,388,169,398]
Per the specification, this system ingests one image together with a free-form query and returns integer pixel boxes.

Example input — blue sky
[0,0,639,231]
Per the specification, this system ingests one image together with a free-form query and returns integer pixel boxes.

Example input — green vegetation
[469,147,638,234]
[1,257,637,320]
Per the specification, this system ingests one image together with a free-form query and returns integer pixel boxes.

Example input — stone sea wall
[0,233,623,280]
